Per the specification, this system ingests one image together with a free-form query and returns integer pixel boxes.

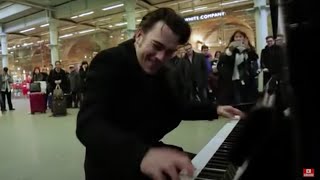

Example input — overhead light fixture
[221,0,249,6]
[59,33,74,38]
[180,9,193,13]
[136,19,142,22]
[79,29,96,34]
[20,28,35,33]
[108,25,113,28]
[41,32,49,35]
[79,11,94,17]
[102,3,124,11]
[98,17,111,22]
[22,42,33,46]
[115,22,127,26]
[195,7,208,11]
[40,23,49,27]
[61,26,77,31]
[71,16,78,19]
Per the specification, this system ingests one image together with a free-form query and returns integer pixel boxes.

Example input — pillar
[49,18,59,65]
[124,0,136,39]
[254,0,269,92]
[0,25,8,68]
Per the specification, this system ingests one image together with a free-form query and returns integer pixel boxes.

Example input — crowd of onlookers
[0,60,90,113]
[169,30,285,106]
[1,29,285,113]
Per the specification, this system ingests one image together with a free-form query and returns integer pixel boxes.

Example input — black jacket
[47,68,68,93]
[181,52,208,102]
[76,39,218,179]
[217,48,258,105]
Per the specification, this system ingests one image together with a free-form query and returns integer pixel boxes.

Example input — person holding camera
[217,30,259,105]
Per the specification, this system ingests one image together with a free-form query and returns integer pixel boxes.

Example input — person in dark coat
[76,8,243,180]
[217,30,259,105]
[182,43,209,103]
[47,61,68,94]
[79,61,89,107]
[68,65,81,108]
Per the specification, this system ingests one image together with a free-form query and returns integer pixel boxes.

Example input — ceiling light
[40,24,49,27]
[79,29,96,34]
[102,3,124,11]
[180,9,193,13]
[20,28,35,33]
[221,0,249,6]
[71,16,78,19]
[115,22,127,26]
[195,7,207,11]
[41,32,49,35]
[136,19,142,22]
[61,26,77,31]
[98,17,111,21]
[59,33,74,38]
[79,11,94,17]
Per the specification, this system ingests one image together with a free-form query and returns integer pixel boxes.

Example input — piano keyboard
[192,118,243,180]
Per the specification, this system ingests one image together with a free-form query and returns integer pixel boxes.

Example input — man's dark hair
[266,35,274,40]
[3,67,8,72]
[55,61,61,65]
[138,8,191,44]
[185,42,191,46]
[201,45,209,51]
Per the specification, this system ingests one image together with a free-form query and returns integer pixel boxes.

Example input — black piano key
[195,177,218,180]
[197,167,225,179]
[205,162,228,169]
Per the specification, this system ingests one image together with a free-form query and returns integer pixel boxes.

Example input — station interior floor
[0,98,229,180]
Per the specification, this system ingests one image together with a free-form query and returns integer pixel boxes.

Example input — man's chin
[143,66,157,75]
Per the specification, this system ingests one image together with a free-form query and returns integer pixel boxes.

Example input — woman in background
[217,30,259,105]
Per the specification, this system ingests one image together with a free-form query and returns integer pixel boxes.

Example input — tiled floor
[0,98,228,180]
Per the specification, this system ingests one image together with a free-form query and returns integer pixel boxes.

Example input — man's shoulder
[91,44,129,67]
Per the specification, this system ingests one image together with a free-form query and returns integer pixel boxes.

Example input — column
[124,0,136,39]
[0,25,8,68]
[254,0,268,92]
[49,18,59,65]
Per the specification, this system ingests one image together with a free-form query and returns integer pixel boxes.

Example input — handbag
[53,84,64,100]
[30,82,41,92]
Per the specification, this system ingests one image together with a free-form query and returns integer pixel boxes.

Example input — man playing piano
[76,8,243,180]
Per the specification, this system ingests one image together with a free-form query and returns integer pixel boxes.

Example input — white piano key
[191,119,239,179]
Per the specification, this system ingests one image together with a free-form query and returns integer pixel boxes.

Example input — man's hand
[141,147,194,180]
[217,105,244,119]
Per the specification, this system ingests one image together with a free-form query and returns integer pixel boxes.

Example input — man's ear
[135,28,144,44]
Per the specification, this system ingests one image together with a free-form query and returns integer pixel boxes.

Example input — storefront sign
[184,11,226,22]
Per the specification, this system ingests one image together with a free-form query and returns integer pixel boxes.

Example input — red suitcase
[29,92,46,114]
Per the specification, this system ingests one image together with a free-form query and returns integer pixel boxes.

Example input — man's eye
[153,44,162,50]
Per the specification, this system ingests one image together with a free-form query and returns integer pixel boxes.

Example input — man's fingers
[164,165,179,180]
[175,156,194,177]
[152,170,166,180]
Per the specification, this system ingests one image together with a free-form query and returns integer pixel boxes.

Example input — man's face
[176,47,186,58]
[276,36,284,46]
[55,62,61,70]
[202,48,209,55]
[184,44,193,56]
[135,21,179,75]
[266,37,274,47]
